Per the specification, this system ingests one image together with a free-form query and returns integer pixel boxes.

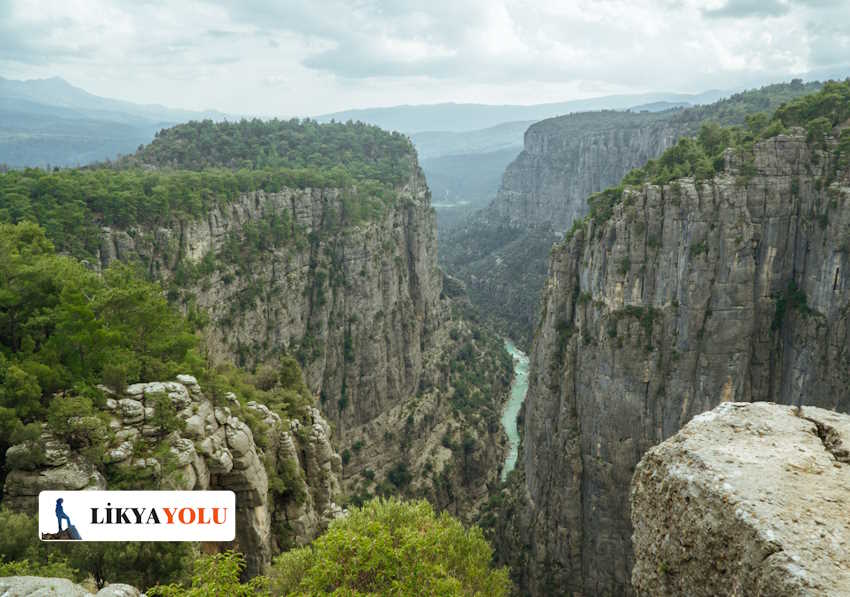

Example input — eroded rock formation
[632,402,850,596]
[0,576,140,597]
[2,377,343,576]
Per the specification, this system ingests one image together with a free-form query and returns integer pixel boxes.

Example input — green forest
[577,80,850,231]
[0,119,419,260]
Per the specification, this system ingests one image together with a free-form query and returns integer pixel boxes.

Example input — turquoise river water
[500,339,529,481]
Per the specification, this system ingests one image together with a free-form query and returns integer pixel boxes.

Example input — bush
[148,550,268,597]
[269,498,512,596]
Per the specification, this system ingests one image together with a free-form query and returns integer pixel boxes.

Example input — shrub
[148,550,268,597]
[269,498,512,596]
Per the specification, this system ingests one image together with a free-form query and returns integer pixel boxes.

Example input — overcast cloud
[0,0,847,115]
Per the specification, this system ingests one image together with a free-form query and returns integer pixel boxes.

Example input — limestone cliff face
[441,83,822,348]
[98,167,443,431]
[497,129,850,594]
[493,114,681,231]
[95,165,508,521]
[2,376,343,576]
[441,112,687,347]
[632,402,850,596]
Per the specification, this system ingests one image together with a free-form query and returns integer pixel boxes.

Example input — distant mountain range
[315,90,728,134]
[0,76,226,168]
[0,77,732,216]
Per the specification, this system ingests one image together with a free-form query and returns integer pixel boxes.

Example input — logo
[41,497,82,541]
[39,491,235,542]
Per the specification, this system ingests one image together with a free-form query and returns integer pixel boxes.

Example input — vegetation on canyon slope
[576,80,850,233]
[1,498,510,595]
[0,119,419,260]
[0,221,316,588]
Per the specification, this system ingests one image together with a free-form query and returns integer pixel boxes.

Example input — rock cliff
[441,82,822,347]
[441,112,679,347]
[2,377,343,576]
[494,127,850,594]
[632,402,850,596]
[97,167,443,430]
[94,164,508,521]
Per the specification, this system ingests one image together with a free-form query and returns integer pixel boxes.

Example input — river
[500,339,529,481]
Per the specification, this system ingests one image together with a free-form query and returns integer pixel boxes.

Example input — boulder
[0,577,140,596]
[0,576,91,596]
[631,402,850,596]
[176,374,198,387]
[103,441,134,464]
[117,398,144,424]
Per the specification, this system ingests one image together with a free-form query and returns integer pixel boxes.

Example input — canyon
[493,122,850,594]
[441,81,822,347]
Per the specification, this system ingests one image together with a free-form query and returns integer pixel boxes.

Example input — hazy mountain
[0,76,226,124]
[0,76,227,168]
[627,100,692,112]
[315,89,728,134]
[410,120,534,160]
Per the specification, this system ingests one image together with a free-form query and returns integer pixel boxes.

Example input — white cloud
[0,0,846,115]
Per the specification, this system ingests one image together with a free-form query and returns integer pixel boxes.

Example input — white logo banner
[39,490,235,542]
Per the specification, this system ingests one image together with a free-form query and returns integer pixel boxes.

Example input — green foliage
[0,222,199,487]
[269,498,512,596]
[148,550,269,597]
[147,392,185,437]
[773,80,850,131]
[126,118,415,185]
[582,80,850,229]
[0,120,417,260]
[689,241,709,257]
[0,508,192,590]
[772,280,814,330]
[386,462,412,489]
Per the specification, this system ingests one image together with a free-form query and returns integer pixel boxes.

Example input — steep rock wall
[496,129,850,594]
[493,115,681,231]
[441,113,687,347]
[95,166,508,521]
[98,168,443,431]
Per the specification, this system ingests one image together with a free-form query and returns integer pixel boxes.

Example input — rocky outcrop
[2,377,343,576]
[632,402,850,596]
[0,577,139,597]
[495,128,850,594]
[493,112,681,231]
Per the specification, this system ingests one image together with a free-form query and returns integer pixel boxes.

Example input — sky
[0,0,848,117]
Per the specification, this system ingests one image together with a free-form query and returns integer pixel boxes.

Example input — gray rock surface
[631,402,850,596]
[93,163,509,522]
[0,576,91,597]
[494,129,850,594]
[0,577,140,597]
[2,378,343,577]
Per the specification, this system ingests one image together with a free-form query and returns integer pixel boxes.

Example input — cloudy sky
[0,0,848,116]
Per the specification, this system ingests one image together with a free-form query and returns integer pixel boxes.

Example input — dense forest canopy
[667,79,824,127]
[123,118,417,182]
[575,80,850,232]
[0,119,420,259]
